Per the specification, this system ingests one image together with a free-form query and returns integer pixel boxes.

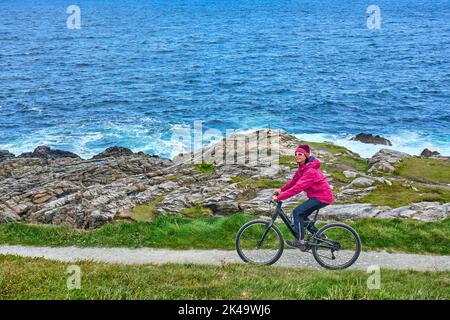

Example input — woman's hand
[271,195,279,203]
[273,188,282,195]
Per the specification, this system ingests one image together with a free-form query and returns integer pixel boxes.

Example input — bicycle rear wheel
[236,220,284,265]
[312,223,361,270]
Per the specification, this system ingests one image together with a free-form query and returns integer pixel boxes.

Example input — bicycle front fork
[257,221,274,247]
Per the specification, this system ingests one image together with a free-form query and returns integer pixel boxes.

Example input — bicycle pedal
[300,243,311,252]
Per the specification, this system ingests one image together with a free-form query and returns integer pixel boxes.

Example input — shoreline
[1,128,449,230]
[1,128,448,161]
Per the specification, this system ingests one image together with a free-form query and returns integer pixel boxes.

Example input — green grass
[0,255,448,299]
[320,163,352,183]
[279,155,298,169]
[357,182,450,208]
[195,162,215,174]
[0,214,449,254]
[304,141,354,155]
[0,214,250,249]
[339,155,369,173]
[349,218,450,255]
[395,157,450,184]
[230,176,285,189]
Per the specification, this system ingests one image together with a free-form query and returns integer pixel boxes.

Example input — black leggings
[292,198,328,240]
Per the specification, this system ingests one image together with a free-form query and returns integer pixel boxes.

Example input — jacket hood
[298,156,320,169]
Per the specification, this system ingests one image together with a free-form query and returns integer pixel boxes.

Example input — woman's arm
[280,170,299,192]
[277,168,316,201]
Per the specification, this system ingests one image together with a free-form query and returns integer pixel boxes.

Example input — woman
[272,144,334,250]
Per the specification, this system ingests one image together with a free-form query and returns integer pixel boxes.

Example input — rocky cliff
[1,129,449,228]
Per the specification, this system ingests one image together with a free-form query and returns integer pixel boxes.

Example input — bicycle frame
[260,201,340,250]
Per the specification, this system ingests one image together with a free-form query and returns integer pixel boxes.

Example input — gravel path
[1,245,449,271]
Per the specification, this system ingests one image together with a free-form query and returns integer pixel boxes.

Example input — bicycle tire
[312,223,361,270]
[235,220,284,265]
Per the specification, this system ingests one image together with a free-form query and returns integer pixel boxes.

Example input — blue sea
[1,0,449,159]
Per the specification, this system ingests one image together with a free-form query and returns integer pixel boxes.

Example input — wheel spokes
[314,226,359,268]
[238,222,283,265]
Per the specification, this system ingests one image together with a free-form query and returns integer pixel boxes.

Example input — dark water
[1,0,449,158]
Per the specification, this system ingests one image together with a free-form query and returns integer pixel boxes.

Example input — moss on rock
[180,203,213,218]
[194,162,216,175]
[130,196,165,221]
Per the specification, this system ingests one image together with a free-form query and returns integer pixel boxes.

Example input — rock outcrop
[351,133,392,146]
[92,146,135,159]
[0,150,15,163]
[346,177,375,188]
[319,202,449,222]
[173,129,296,166]
[0,129,448,229]
[343,171,358,179]
[368,148,410,173]
[19,146,80,159]
[420,148,441,158]
[0,149,174,228]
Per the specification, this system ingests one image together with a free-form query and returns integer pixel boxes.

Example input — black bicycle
[235,200,361,269]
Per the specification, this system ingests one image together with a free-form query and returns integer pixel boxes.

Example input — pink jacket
[277,157,334,204]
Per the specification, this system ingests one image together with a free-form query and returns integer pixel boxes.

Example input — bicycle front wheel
[312,223,361,270]
[236,220,284,265]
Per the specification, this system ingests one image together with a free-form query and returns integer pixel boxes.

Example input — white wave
[3,123,448,161]
[72,132,104,158]
[140,117,158,123]
[293,131,450,158]
[1,134,60,156]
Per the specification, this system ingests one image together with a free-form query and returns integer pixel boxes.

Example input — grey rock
[319,204,389,221]
[420,148,441,158]
[338,186,377,196]
[368,162,396,174]
[409,202,449,221]
[374,177,393,186]
[351,133,392,146]
[173,129,290,167]
[376,202,449,221]
[239,189,305,216]
[368,149,410,173]
[0,206,21,223]
[343,171,358,178]
[369,149,410,166]
[204,200,240,215]
[0,150,15,162]
[318,202,449,222]
[19,146,80,159]
[1,130,448,230]
[92,146,135,159]
[347,177,375,188]
[0,148,176,229]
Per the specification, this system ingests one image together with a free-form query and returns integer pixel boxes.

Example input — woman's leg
[303,202,328,234]
[292,198,328,240]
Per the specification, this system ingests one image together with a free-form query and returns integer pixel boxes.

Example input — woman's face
[295,152,306,164]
